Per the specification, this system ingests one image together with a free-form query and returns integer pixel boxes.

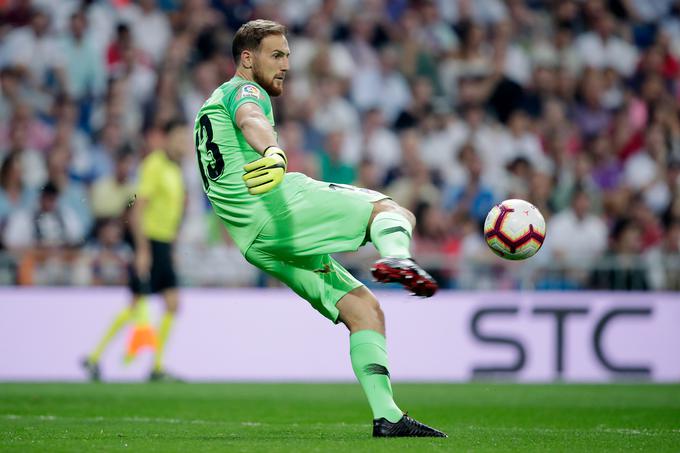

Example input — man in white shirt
[1,9,65,91]
[118,0,171,65]
[3,181,84,250]
[58,10,105,101]
[543,188,609,271]
[574,13,638,77]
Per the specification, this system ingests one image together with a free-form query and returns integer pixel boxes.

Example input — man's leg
[336,286,402,422]
[336,286,447,437]
[150,288,178,380]
[368,200,438,297]
[367,199,415,259]
[82,294,141,381]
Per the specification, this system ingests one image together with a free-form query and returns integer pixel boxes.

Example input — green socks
[350,330,403,422]
[369,211,412,259]
[89,306,132,363]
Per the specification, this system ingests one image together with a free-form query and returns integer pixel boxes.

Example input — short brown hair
[232,20,287,64]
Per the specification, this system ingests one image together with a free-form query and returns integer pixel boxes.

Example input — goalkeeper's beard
[252,64,283,97]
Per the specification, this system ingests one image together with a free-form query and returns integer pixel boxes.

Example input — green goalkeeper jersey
[194,76,297,252]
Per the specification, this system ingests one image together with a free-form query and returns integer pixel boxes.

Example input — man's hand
[242,146,287,195]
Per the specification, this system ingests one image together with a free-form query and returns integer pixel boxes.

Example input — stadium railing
[0,250,678,290]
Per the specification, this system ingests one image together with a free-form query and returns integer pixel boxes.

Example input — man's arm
[235,102,279,154]
[129,195,151,278]
[235,102,287,195]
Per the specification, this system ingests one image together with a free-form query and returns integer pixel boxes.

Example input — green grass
[1,383,679,452]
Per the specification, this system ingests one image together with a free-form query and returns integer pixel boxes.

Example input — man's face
[70,13,86,38]
[251,34,290,97]
[40,193,58,212]
[573,193,590,218]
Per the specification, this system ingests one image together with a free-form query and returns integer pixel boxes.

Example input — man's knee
[371,199,416,228]
[336,286,385,335]
[367,296,385,326]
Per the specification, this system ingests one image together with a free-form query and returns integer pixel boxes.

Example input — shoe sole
[371,262,438,297]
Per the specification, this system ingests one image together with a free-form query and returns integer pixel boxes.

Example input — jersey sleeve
[224,82,270,123]
[137,156,157,199]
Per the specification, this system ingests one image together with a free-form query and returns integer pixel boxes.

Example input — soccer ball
[483,199,546,260]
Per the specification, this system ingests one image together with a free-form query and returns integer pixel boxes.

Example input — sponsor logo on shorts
[313,264,333,274]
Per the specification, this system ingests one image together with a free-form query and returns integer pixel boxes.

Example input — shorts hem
[327,280,365,325]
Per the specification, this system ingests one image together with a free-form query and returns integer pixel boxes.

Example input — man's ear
[241,50,252,69]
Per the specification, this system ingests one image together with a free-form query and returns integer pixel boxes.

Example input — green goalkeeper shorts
[244,175,389,323]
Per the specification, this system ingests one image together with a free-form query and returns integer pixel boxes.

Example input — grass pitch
[1,383,678,452]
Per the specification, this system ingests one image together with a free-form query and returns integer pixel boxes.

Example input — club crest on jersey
[241,84,261,98]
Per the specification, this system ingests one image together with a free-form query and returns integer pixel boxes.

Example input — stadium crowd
[1,0,680,290]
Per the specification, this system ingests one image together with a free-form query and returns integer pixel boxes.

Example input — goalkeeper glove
[242,146,287,195]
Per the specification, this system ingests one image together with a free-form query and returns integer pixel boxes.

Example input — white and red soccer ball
[484,199,546,260]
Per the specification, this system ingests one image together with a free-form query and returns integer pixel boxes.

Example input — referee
[83,120,188,381]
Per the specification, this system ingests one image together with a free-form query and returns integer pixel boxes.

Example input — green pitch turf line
[1,383,678,452]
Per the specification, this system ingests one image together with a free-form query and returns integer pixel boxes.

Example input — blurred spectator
[385,130,441,210]
[589,219,649,290]
[109,42,157,117]
[346,108,401,176]
[58,9,105,102]
[143,71,184,131]
[419,106,467,177]
[350,45,412,123]
[646,220,680,290]
[588,133,623,192]
[0,152,36,222]
[50,96,94,180]
[412,201,454,287]
[1,8,65,93]
[181,60,219,124]
[83,218,133,286]
[90,147,136,221]
[573,69,612,139]
[439,20,491,101]
[551,152,601,213]
[628,195,665,251]
[277,120,314,174]
[394,77,435,130]
[355,158,382,192]
[0,1,678,289]
[574,13,638,76]
[345,15,380,70]
[504,156,533,199]
[0,67,22,121]
[107,23,137,73]
[419,0,460,57]
[544,188,608,271]
[442,143,495,222]
[1,108,48,190]
[89,119,127,180]
[498,109,550,172]
[45,145,92,236]
[624,124,673,214]
[119,0,171,65]
[311,76,359,134]
[319,130,355,185]
[3,181,84,250]
[0,102,54,153]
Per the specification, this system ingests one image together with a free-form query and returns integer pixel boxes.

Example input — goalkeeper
[195,20,445,438]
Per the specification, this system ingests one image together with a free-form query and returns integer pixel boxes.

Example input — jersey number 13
[195,114,225,191]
